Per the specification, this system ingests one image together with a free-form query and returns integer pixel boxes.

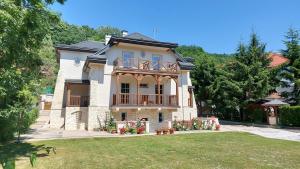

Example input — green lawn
[1,132,300,169]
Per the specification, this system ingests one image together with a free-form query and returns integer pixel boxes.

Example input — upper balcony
[113,57,178,75]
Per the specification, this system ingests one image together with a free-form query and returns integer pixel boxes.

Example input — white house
[50,31,197,132]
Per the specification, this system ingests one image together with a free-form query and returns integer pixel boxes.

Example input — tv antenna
[153,28,158,39]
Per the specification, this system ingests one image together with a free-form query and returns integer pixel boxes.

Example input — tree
[0,0,64,142]
[176,45,233,116]
[51,24,122,45]
[209,33,272,120]
[51,23,96,45]
[191,55,218,116]
[93,26,122,41]
[280,28,300,105]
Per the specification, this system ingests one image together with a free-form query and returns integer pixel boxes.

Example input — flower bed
[173,117,221,131]
[118,119,146,135]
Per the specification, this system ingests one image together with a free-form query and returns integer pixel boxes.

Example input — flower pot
[111,129,117,134]
[163,130,168,135]
[156,130,162,135]
[169,128,174,134]
[216,125,221,131]
[119,128,126,134]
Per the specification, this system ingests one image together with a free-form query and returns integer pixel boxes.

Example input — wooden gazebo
[262,99,289,125]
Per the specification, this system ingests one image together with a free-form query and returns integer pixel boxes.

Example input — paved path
[222,124,300,142]
[22,112,300,142]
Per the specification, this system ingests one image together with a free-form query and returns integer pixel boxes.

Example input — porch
[64,81,90,107]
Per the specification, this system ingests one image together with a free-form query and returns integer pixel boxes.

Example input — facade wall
[51,42,197,131]
[59,51,91,80]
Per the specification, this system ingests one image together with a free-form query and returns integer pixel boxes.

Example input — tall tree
[0,0,64,142]
[209,33,271,120]
[280,28,300,104]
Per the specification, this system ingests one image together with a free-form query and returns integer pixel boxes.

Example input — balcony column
[155,75,162,105]
[134,74,143,105]
[116,73,120,105]
[67,83,71,106]
[174,77,179,106]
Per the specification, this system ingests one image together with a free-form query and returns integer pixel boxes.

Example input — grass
[1,132,300,169]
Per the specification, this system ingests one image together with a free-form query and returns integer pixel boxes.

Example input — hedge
[279,106,300,126]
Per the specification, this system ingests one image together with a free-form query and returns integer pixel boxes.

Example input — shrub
[279,106,300,126]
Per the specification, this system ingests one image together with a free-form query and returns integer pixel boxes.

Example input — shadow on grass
[0,142,50,167]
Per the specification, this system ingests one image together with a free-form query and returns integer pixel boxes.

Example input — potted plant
[110,128,117,134]
[216,124,221,131]
[169,128,175,134]
[128,127,136,134]
[156,129,162,135]
[119,127,126,134]
[137,126,145,134]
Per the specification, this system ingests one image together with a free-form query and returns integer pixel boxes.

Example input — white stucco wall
[59,50,91,80]
[52,43,197,131]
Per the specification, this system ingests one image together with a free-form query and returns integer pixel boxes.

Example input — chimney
[105,35,111,45]
[122,30,128,37]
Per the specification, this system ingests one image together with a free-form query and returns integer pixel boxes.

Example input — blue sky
[51,0,300,54]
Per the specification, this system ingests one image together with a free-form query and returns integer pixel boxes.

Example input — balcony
[112,93,178,107]
[67,95,89,107]
[113,57,178,74]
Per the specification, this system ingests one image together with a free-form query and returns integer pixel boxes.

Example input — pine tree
[281,28,300,105]
[209,33,271,120]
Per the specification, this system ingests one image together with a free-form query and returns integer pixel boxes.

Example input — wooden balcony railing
[113,57,178,73]
[112,93,178,107]
[68,95,89,107]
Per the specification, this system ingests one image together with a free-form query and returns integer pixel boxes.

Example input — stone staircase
[30,110,50,130]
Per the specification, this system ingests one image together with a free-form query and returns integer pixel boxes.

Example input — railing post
[135,74,143,105]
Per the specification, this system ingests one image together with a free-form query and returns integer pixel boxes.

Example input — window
[139,83,148,88]
[121,112,127,121]
[123,51,134,68]
[121,83,130,93]
[121,83,130,104]
[155,85,163,94]
[158,112,163,123]
[152,55,161,70]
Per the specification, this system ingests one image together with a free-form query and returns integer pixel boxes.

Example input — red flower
[119,127,126,134]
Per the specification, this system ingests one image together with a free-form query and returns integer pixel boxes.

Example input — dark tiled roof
[178,61,194,70]
[56,40,106,53]
[125,32,156,41]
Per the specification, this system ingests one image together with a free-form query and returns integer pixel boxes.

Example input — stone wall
[87,106,109,131]
[65,107,88,130]
[50,70,65,128]
[172,107,198,121]
[112,109,174,132]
